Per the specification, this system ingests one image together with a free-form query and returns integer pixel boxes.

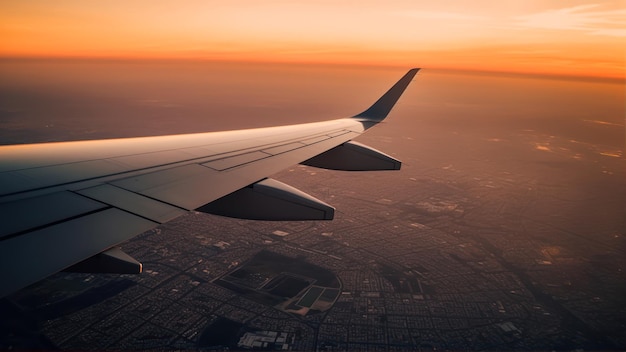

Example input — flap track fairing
[301,141,401,171]
[62,247,142,274]
[197,178,334,221]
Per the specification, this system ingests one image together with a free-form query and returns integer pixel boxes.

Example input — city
[3,141,624,350]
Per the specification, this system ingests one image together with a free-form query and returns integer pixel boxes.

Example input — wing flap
[0,191,107,239]
[0,208,157,297]
[111,164,218,210]
[77,184,186,223]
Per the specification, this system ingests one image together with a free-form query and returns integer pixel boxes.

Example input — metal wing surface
[0,68,419,297]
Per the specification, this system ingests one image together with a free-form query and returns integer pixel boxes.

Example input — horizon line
[1,55,623,85]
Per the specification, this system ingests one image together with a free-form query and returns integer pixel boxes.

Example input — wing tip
[353,68,420,122]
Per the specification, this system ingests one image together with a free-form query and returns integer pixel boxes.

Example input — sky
[1,0,625,80]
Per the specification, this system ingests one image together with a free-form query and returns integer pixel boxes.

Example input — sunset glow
[1,1,624,80]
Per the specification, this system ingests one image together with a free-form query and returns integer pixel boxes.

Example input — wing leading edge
[0,68,420,297]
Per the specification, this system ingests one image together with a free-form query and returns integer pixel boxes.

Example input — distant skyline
[1,1,624,80]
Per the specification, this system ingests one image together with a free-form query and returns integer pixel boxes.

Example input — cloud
[515,4,626,37]
[394,10,484,21]
[589,28,626,37]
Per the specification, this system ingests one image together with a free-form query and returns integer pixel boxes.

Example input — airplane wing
[0,68,420,297]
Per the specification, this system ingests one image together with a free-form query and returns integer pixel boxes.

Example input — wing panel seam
[73,186,185,224]
[0,206,113,242]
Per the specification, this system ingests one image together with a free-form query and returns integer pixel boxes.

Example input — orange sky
[1,1,624,79]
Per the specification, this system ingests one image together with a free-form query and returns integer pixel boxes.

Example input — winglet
[353,68,420,122]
